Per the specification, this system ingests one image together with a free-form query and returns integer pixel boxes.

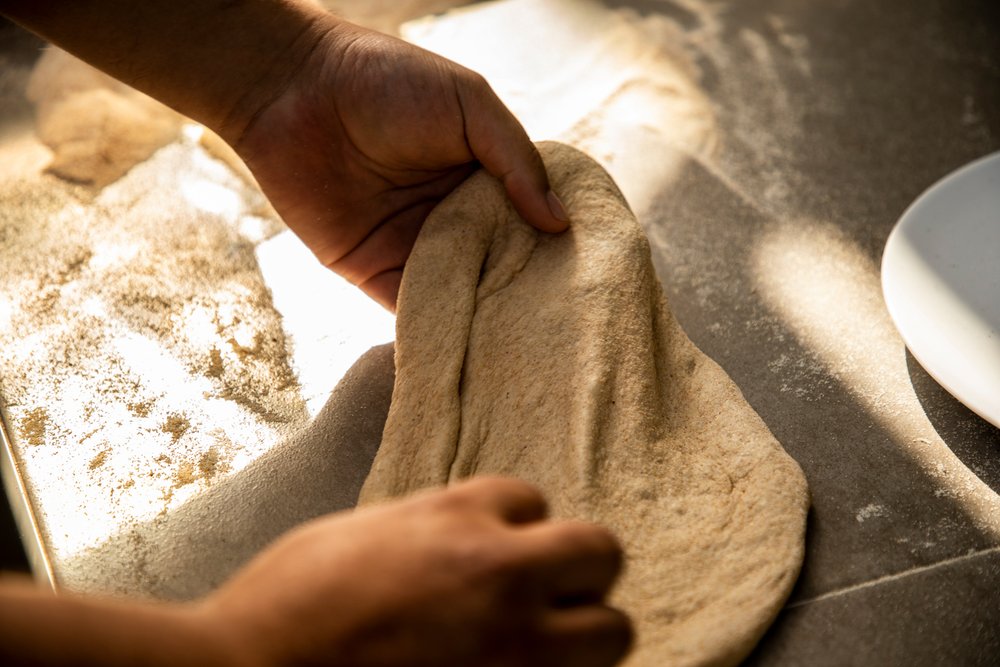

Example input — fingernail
[547,190,569,223]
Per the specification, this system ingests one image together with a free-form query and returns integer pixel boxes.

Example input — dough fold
[359,142,808,667]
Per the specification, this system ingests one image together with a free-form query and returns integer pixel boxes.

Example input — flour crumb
[856,503,887,523]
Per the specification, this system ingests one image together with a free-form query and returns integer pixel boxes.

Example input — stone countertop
[646,0,1000,664]
[2,0,1000,664]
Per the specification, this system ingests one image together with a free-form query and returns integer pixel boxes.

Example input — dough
[359,142,809,666]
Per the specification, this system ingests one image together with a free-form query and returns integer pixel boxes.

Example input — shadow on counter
[906,350,1000,494]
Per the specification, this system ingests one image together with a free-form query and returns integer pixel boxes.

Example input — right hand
[199,477,632,667]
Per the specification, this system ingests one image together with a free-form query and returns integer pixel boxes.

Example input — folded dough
[359,142,808,666]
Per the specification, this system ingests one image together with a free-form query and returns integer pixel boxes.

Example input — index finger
[455,70,570,234]
[447,476,549,524]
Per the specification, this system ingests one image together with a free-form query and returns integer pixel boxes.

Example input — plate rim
[881,150,1000,430]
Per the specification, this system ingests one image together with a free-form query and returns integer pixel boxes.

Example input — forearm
[0,0,337,142]
[0,577,243,667]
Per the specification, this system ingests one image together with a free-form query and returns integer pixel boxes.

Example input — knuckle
[431,483,470,509]
[444,536,530,597]
[503,477,547,506]
[464,476,547,511]
[414,484,463,514]
[564,522,624,562]
[457,66,489,91]
[461,475,509,493]
[431,480,487,515]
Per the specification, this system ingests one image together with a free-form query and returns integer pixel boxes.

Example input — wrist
[212,2,340,147]
[0,581,249,667]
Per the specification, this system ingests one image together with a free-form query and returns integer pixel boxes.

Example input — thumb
[457,71,570,233]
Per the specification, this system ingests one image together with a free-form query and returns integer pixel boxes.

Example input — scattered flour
[856,503,888,523]
[0,132,302,559]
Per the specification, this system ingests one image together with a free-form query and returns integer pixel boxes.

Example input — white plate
[882,151,1000,429]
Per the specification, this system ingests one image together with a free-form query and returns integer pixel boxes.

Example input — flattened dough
[359,142,809,666]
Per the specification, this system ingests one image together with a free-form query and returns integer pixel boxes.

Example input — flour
[0,136,302,559]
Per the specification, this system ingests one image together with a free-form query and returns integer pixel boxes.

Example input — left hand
[231,19,569,309]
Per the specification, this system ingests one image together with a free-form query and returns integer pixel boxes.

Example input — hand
[231,20,569,309]
[201,477,632,667]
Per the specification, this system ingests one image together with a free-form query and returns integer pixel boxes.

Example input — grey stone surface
[745,548,1000,666]
[638,0,1000,662]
